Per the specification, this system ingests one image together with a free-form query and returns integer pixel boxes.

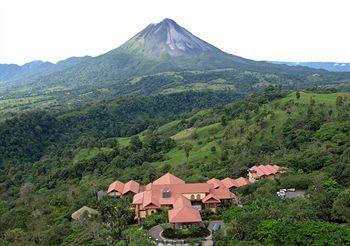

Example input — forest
[0,87,349,245]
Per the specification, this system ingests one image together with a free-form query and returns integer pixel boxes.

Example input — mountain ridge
[270,61,350,72]
[0,56,91,82]
[0,18,349,109]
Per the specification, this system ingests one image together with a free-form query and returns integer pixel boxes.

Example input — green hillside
[0,89,350,244]
[2,67,349,121]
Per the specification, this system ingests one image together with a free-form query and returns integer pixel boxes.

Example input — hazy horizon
[1,0,350,65]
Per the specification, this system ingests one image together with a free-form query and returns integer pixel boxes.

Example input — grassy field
[73,147,115,164]
[162,83,236,94]
[0,95,57,120]
[281,91,349,105]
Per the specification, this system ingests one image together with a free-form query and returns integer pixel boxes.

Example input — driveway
[149,224,164,241]
[148,221,223,245]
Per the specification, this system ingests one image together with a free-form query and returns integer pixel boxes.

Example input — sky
[1,0,350,65]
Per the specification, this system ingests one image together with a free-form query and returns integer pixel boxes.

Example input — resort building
[248,164,285,183]
[221,177,251,189]
[131,173,237,226]
[106,165,284,227]
[107,180,140,197]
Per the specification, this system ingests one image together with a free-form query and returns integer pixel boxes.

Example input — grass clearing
[282,91,350,105]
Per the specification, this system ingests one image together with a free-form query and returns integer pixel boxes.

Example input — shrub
[279,174,311,190]
[141,210,167,229]
[162,227,210,239]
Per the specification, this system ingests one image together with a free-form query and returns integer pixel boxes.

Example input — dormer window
[162,190,171,198]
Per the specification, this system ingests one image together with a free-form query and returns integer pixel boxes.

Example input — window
[190,195,195,200]
[196,194,201,200]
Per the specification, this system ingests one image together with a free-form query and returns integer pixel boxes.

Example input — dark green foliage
[331,189,350,223]
[0,91,237,166]
[162,227,210,239]
[140,210,168,229]
[255,220,350,245]
[0,112,59,164]
[97,198,134,240]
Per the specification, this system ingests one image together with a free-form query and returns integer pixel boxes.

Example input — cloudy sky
[1,0,349,65]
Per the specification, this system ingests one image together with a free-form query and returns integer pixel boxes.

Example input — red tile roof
[142,190,161,209]
[153,173,185,185]
[132,191,144,204]
[249,165,281,179]
[202,193,220,203]
[173,195,192,208]
[207,178,224,189]
[132,183,211,208]
[221,177,250,188]
[168,206,202,223]
[122,180,140,195]
[131,173,238,224]
[174,183,210,194]
[210,188,236,200]
[221,177,236,189]
[107,180,124,194]
[233,177,251,187]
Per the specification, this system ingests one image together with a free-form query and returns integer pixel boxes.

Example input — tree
[183,143,193,164]
[336,96,344,107]
[123,227,154,246]
[296,91,301,99]
[20,182,35,209]
[310,97,316,106]
[130,135,142,151]
[332,189,350,223]
[285,198,317,222]
[221,115,228,127]
[98,198,133,240]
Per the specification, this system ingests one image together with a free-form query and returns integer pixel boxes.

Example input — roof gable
[153,173,185,185]
[107,180,124,194]
[173,195,191,208]
[142,190,160,208]
[168,207,202,223]
[221,177,236,189]
[207,178,224,189]
[234,177,250,187]
[202,193,221,203]
[132,191,144,204]
[250,165,281,178]
[122,180,140,195]
[210,188,236,200]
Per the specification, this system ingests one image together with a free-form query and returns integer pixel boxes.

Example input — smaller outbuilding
[221,177,251,189]
[248,164,286,183]
[96,190,107,201]
[71,206,99,220]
